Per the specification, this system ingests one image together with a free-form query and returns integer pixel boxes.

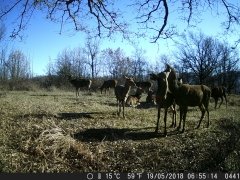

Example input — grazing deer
[115,76,136,118]
[68,75,92,97]
[211,86,227,109]
[135,81,152,93]
[150,72,176,136]
[100,79,117,94]
[126,87,144,107]
[163,64,211,133]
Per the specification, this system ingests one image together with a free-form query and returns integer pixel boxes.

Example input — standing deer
[135,81,152,93]
[100,79,117,94]
[115,76,136,118]
[211,86,227,109]
[126,87,144,107]
[150,72,176,136]
[68,75,92,97]
[163,65,211,133]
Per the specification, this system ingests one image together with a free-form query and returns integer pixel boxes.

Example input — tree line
[0,31,239,93]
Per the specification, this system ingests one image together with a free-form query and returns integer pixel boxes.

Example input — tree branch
[151,0,168,43]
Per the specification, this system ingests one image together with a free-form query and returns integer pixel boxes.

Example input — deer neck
[124,83,132,96]
[168,77,181,95]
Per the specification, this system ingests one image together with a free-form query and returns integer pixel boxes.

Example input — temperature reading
[127,173,142,179]
[106,173,121,179]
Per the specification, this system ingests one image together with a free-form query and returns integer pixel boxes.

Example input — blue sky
[1,0,239,76]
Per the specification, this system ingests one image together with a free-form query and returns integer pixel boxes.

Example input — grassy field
[0,90,240,172]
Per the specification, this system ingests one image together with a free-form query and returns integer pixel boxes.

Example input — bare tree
[84,37,100,79]
[131,47,149,80]
[216,42,239,93]
[0,23,7,81]
[101,48,133,78]
[176,32,221,84]
[0,0,239,43]
[55,47,88,78]
[6,49,31,80]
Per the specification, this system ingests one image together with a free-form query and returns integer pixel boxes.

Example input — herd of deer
[68,64,228,136]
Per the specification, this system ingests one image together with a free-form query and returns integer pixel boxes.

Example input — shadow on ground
[17,112,103,120]
[74,127,180,142]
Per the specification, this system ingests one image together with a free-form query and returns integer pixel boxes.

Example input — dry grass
[0,90,240,172]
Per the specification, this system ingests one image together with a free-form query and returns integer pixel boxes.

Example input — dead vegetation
[0,90,240,172]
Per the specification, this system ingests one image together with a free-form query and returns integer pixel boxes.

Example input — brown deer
[126,87,144,107]
[211,86,227,109]
[115,76,136,118]
[163,65,211,133]
[68,75,92,97]
[100,79,117,94]
[150,72,176,136]
[135,81,152,93]
[146,90,156,104]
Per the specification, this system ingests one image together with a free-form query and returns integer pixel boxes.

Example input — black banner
[0,172,239,180]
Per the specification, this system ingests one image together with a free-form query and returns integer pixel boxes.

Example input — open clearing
[0,90,240,172]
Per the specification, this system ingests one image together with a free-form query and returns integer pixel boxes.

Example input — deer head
[150,70,171,102]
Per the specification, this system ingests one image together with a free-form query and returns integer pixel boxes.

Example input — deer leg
[224,95,227,108]
[214,98,218,109]
[155,105,161,133]
[196,105,205,129]
[170,105,176,128]
[163,108,168,136]
[206,107,210,128]
[117,100,120,116]
[181,107,188,133]
[219,96,223,108]
[173,107,176,128]
[122,101,125,118]
[76,88,78,97]
[177,107,183,131]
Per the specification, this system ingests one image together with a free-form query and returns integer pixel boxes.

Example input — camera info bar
[1,172,239,180]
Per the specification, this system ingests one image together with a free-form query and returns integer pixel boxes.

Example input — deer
[135,81,152,93]
[211,86,227,109]
[67,75,92,97]
[162,64,211,133]
[146,90,156,105]
[114,76,137,118]
[100,79,117,94]
[126,87,144,107]
[150,72,176,136]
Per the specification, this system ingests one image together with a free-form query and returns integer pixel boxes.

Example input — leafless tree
[84,36,100,79]
[131,47,149,80]
[0,23,7,80]
[6,50,31,80]
[176,32,221,84]
[216,42,239,93]
[0,0,239,43]
[101,48,133,78]
[55,47,88,78]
